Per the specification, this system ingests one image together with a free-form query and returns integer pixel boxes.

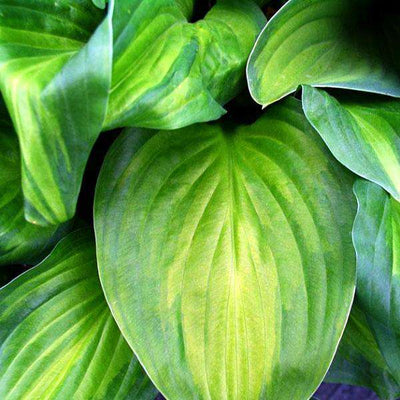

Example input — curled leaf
[247,0,400,107]
[0,0,264,226]
[0,0,113,225]
[0,103,68,266]
[105,0,266,129]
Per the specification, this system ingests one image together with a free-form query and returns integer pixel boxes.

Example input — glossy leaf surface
[95,99,356,400]
[353,180,400,385]
[0,104,67,266]
[105,0,265,130]
[247,0,400,107]
[326,301,400,400]
[0,0,264,227]
[0,0,112,226]
[0,229,157,399]
[302,86,400,201]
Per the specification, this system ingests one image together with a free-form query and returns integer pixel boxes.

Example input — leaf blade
[302,86,400,201]
[0,229,157,400]
[0,102,68,266]
[0,0,112,225]
[247,0,400,107]
[95,98,356,400]
[326,301,400,400]
[352,180,400,385]
[106,0,265,130]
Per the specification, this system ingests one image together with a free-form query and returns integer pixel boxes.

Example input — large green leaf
[0,229,157,400]
[0,102,68,266]
[0,0,112,226]
[247,0,400,107]
[0,0,264,227]
[95,98,356,400]
[326,301,400,400]
[353,180,400,385]
[105,0,265,130]
[302,86,400,201]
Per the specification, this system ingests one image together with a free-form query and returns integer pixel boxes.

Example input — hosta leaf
[302,86,400,201]
[353,180,400,385]
[0,102,68,266]
[95,98,356,400]
[326,301,400,400]
[247,0,400,107]
[0,0,113,226]
[0,229,157,400]
[0,0,264,227]
[105,0,265,130]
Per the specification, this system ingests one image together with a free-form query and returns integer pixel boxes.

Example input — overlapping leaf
[105,0,265,129]
[247,0,400,107]
[0,229,157,400]
[0,102,67,266]
[326,301,400,400]
[0,0,113,226]
[352,180,400,385]
[0,0,264,227]
[95,98,356,400]
[302,86,400,201]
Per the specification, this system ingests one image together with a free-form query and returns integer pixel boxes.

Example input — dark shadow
[221,88,265,126]
[342,0,400,77]
[190,0,215,22]
[75,129,121,225]
[0,264,31,287]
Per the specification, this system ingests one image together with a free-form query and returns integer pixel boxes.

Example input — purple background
[155,383,381,399]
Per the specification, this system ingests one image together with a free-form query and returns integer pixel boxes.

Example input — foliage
[1,0,400,399]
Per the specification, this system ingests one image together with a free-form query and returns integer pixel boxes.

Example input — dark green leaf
[302,86,400,201]
[327,301,400,400]
[247,0,400,107]
[353,180,400,385]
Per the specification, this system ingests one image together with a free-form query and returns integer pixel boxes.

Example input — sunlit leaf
[247,0,400,107]
[0,0,264,227]
[105,0,266,130]
[0,102,68,266]
[302,86,400,201]
[95,98,356,400]
[0,229,157,400]
[0,0,113,226]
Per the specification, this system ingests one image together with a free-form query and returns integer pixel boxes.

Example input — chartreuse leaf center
[0,0,265,227]
[95,98,356,400]
[0,100,68,266]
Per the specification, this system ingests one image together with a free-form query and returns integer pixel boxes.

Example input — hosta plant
[1,0,400,399]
